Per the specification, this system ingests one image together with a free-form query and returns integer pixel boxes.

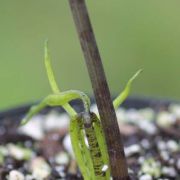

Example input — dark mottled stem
[68,0,129,179]
[83,113,105,178]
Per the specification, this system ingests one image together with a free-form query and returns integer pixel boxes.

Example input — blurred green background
[0,0,180,110]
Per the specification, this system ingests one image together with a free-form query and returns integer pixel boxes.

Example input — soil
[0,98,179,180]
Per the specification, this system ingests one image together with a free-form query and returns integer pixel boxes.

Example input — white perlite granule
[9,170,25,180]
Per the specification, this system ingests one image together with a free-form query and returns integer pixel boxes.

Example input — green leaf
[44,40,76,117]
[21,90,90,125]
[113,69,142,110]
[44,40,60,94]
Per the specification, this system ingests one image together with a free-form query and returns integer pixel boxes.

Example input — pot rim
[0,96,179,120]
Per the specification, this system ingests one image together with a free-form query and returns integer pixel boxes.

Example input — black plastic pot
[0,97,179,180]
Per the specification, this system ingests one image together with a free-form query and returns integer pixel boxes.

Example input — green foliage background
[0,0,180,110]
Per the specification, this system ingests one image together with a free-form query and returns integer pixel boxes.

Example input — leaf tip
[20,118,28,126]
[129,69,143,82]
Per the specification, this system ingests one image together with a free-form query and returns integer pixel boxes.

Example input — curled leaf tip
[44,39,49,46]
[137,68,143,74]
[129,69,143,82]
[45,38,49,42]
[113,69,142,110]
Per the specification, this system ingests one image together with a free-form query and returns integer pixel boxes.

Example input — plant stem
[68,0,129,179]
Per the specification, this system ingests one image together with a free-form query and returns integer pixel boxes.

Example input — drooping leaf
[21,90,90,125]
